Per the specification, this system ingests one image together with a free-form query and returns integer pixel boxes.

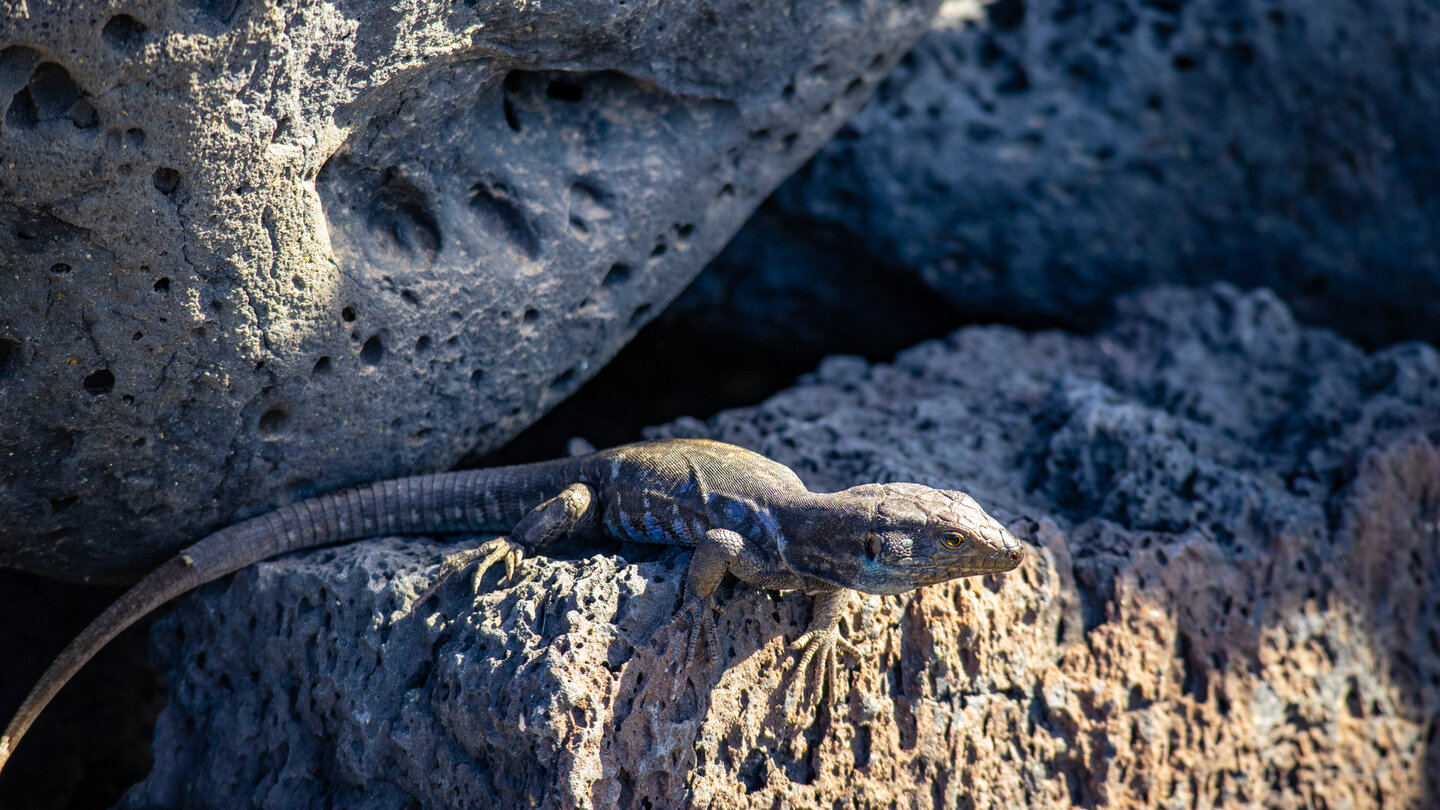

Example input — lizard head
[790,483,1025,595]
[860,484,1025,593]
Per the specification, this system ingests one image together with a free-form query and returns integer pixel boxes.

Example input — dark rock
[123,286,1440,807]
[0,0,937,581]
[0,571,161,810]
[706,0,1440,349]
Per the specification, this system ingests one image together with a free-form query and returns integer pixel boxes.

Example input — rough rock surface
[119,286,1439,808]
[699,0,1440,349]
[0,0,936,581]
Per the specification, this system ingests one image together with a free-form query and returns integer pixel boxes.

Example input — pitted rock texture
[699,0,1440,350]
[121,286,1438,808]
[0,0,937,581]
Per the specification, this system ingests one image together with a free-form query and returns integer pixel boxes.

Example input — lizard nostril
[1009,550,1022,561]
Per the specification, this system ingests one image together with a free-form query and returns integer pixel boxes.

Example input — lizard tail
[0,462,575,775]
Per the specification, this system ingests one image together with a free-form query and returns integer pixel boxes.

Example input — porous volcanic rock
[698,0,1440,350]
[0,0,937,581]
[121,286,1439,807]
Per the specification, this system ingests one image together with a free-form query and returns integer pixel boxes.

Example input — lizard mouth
[911,546,1024,580]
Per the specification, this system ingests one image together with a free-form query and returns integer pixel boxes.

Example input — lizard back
[581,439,809,549]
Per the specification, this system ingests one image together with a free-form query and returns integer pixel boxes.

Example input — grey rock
[707,0,1440,348]
[124,285,1440,807]
[0,0,937,581]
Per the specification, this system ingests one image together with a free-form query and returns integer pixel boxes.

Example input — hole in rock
[152,167,180,195]
[546,80,583,102]
[602,263,631,286]
[83,368,115,394]
[359,335,385,366]
[366,168,441,259]
[502,96,521,132]
[0,337,17,379]
[8,63,88,130]
[258,408,289,435]
[102,15,148,51]
[469,180,538,259]
[6,86,38,128]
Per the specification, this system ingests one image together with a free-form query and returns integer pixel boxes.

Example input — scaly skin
[0,438,1023,773]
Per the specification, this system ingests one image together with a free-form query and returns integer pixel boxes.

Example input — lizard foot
[789,623,859,706]
[417,537,526,605]
[666,594,724,704]
[678,593,724,670]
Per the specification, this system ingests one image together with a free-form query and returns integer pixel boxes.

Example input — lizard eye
[866,533,883,560]
[943,532,964,548]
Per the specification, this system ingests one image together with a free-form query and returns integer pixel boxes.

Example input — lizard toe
[679,594,720,670]
[472,537,526,590]
[790,626,850,707]
[418,537,527,606]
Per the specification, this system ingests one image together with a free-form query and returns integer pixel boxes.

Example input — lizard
[0,437,1024,773]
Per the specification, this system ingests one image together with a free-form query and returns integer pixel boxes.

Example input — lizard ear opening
[866,532,883,560]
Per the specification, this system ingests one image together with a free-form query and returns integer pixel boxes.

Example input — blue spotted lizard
[0,437,1024,771]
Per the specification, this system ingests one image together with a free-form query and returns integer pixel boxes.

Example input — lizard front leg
[676,530,861,701]
[423,482,595,599]
[676,528,747,668]
[791,587,860,705]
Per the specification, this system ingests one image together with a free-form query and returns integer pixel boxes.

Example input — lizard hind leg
[417,482,596,604]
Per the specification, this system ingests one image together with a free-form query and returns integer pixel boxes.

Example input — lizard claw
[417,537,526,605]
[470,536,526,590]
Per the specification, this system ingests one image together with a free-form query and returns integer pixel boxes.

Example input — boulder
[123,285,1440,807]
[0,0,937,581]
[698,0,1440,350]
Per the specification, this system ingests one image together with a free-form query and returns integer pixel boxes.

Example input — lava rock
[124,285,1439,807]
[0,0,937,581]
[704,0,1440,349]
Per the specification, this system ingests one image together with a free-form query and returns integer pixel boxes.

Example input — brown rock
[121,286,1439,807]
